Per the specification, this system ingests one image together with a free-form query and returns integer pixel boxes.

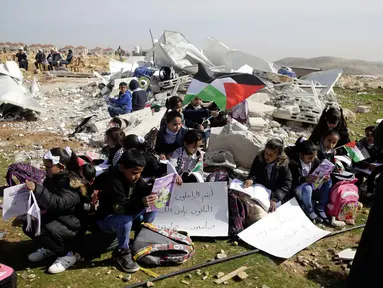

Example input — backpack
[6,163,46,187]
[0,263,16,288]
[228,191,247,239]
[144,127,158,150]
[206,170,230,184]
[326,179,359,222]
[132,223,195,266]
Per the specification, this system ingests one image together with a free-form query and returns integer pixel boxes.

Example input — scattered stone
[341,264,348,271]
[185,274,192,279]
[328,248,336,254]
[21,272,28,280]
[216,272,225,279]
[146,281,155,287]
[106,270,111,275]
[181,280,190,286]
[338,248,356,261]
[123,275,132,282]
[28,274,36,279]
[111,266,117,270]
[223,281,229,285]
[262,285,270,288]
[202,275,209,281]
[237,271,248,280]
[232,241,239,246]
[216,252,228,259]
[296,256,304,263]
[117,274,124,279]
[203,244,210,249]
[310,252,318,257]
[196,269,202,276]
[362,209,369,215]
[357,105,371,113]
[254,276,259,280]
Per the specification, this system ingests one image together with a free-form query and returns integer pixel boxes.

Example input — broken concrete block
[146,281,155,287]
[248,103,276,117]
[181,280,190,286]
[342,108,356,123]
[123,275,132,282]
[357,106,371,113]
[269,120,281,128]
[185,274,192,279]
[337,248,356,261]
[216,272,225,279]
[237,271,248,280]
[196,269,202,276]
[249,117,268,131]
[223,281,229,285]
[247,92,271,104]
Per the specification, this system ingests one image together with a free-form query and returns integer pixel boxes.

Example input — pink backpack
[326,179,359,222]
[0,263,16,288]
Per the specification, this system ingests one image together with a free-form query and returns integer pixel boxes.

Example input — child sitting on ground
[107,82,132,117]
[24,147,85,274]
[244,139,292,212]
[96,149,157,273]
[289,140,332,223]
[169,130,204,184]
[155,110,188,160]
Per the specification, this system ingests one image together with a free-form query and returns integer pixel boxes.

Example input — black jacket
[129,80,147,111]
[35,52,46,62]
[183,104,211,129]
[16,52,27,62]
[34,172,84,232]
[97,167,152,219]
[247,152,292,203]
[309,123,350,148]
[317,147,335,164]
[142,152,166,178]
[155,126,188,156]
[289,157,320,190]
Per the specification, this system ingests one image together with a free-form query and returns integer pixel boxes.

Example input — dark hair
[318,107,348,129]
[81,163,96,183]
[165,96,183,110]
[119,82,128,87]
[184,130,203,145]
[322,129,340,140]
[166,110,182,123]
[110,117,122,128]
[119,149,146,169]
[105,127,125,144]
[365,125,376,135]
[265,138,284,154]
[129,79,140,90]
[50,147,81,175]
[298,140,318,155]
[122,134,145,151]
[294,136,306,147]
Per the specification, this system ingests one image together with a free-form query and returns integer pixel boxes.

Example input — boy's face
[191,97,202,107]
[366,132,374,145]
[43,159,63,178]
[167,117,182,133]
[174,102,183,113]
[105,135,116,148]
[120,165,144,184]
[323,134,339,151]
[300,152,317,164]
[264,148,279,164]
[119,86,127,93]
[185,140,203,155]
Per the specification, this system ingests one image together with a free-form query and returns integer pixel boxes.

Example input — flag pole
[149,29,155,66]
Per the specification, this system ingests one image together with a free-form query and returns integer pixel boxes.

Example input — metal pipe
[125,224,366,288]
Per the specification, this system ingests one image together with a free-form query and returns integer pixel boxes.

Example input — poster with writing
[147,173,177,212]
[2,184,30,220]
[229,179,271,211]
[153,182,229,237]
[238,198,330,259]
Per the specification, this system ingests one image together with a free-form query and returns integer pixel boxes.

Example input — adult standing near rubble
[34,49,47,70]
[129,79,147,112]
[347,121,383,287]
[309,107,350,147]
[15,47,28,70]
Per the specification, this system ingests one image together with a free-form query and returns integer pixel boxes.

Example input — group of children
[17,100,381,275]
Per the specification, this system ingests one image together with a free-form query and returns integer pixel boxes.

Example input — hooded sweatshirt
[129,79,147,111]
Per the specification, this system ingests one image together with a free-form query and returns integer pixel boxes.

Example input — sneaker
[28,248,56,262]
[47,253,79,274]
[318,211,329,223]
[115,248,140,273]
[308,212,323,224]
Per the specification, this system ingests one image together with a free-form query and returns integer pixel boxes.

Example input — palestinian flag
[343,141,366,162]
[184,63,266,110]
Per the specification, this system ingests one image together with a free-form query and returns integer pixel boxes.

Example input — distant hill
[275,57,383,75]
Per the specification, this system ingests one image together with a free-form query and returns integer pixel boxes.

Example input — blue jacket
[110,91,132,112]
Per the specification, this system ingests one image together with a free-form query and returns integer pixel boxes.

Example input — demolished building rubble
[3,30,349,170]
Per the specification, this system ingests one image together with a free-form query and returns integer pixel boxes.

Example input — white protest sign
[238,198,330,258]
[2,184,30,220]
[153,182,228,237]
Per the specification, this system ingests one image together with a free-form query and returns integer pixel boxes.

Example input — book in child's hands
[311,159,335,190]
[146,173,177,212]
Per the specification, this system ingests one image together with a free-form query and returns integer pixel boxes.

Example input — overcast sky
[1,0,381,62]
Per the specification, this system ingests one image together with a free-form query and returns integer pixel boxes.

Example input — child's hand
[323,175,331,182]
[175,175,183,186]
[243,179,253,188]
[159,154,167,161]
[269,200,277,212]
[198,125,204,132]
[306,175,318,183]
[142,195,157,207]
[211,111,219,117]
[25,180,36,192]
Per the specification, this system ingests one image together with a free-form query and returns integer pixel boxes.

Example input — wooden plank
[214,266,249,284]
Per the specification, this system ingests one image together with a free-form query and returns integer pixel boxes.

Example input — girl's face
[323,134,339,151]
[43,159,63,177]
[167,117,182,133]
[300,152,317,164]
[105,135,116,148]
[173,102,183,113]
[264,148,279,164]
[191,97,202,107]
[185,140,203,155]
[366,132,374,145]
